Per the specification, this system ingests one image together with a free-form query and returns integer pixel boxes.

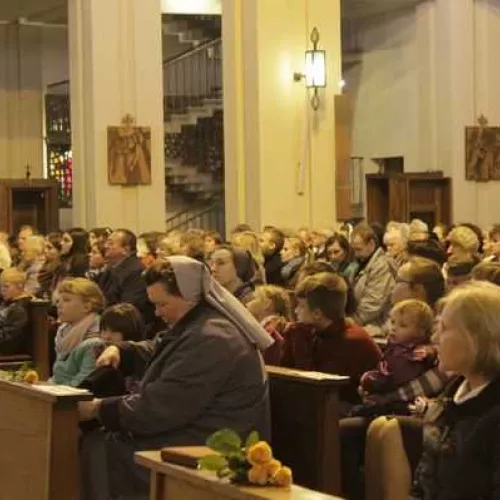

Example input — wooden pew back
[0,300,51,379]
[266,366,348,495]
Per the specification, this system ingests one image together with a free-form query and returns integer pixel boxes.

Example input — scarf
[55,313,100,356]
[169,256,273,351]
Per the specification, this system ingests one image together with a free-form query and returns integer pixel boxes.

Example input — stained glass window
[47,146,73,208]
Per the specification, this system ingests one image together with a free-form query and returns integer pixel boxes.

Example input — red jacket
[281,320,381,404]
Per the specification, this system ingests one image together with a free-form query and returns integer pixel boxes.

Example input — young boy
[281,272,381,407]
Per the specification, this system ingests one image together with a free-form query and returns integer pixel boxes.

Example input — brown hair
[351,222,376,244]
[142,260,182,296]
[400,257,445,309]
[295,272,347,322]
[471,262,500,286]
[100,303,145,341]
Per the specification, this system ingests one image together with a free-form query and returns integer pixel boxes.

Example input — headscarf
[168,256,273,352]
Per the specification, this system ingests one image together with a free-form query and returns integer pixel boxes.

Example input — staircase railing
[165,196,225,236]
[163,37,222,117]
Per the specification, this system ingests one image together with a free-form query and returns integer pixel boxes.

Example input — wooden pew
[266,366,349,496]
[136,450,345,500]
[0,300,51,380]
[0,379,92,500]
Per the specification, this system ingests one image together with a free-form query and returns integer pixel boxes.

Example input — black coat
[264,252,284,286]
[97,255,154,324]
[0,296,32,355]
[411,375,500,500]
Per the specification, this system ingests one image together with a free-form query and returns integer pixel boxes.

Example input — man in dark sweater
[281,272,381,407]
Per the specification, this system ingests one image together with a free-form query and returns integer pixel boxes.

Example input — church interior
[1,1,500,499]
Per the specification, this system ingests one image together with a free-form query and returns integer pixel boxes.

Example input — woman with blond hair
[279,236,311,289]
[246,284,293,364]
[231,230,266,284]
[409,281,500,499]
[365,282,500,500]
[51,278,105,387]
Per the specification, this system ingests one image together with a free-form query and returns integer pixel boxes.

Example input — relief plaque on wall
[107,114,152,185]
[465,115,500,181]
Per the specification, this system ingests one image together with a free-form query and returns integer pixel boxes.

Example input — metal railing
[165,196,225,236]
[163,37,222,117]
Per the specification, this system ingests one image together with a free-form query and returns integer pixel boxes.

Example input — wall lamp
[293,27,326,110]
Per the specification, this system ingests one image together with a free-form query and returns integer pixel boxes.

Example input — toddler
[352,299,436,417]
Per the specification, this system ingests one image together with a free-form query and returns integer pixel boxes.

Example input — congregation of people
[1,218,500,499]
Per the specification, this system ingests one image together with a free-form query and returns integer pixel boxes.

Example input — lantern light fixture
[294,27,327,110]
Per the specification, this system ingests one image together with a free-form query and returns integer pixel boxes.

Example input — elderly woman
[78,257,271,500]
[364,281,500,500]
[410,281,500,499]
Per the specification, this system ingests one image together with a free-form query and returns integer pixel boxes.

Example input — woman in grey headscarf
[79,256,272,500]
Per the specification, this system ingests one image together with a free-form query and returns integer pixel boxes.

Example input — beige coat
[352,247,395,335]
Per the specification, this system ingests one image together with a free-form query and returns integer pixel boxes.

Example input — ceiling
[0,0,421,24]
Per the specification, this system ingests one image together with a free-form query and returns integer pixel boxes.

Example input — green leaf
[217,467,234,479]
[206,429,242,454]
[245,431,260,449]
[198,454,228,471]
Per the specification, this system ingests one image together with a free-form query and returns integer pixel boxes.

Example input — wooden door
[366,176,390,225]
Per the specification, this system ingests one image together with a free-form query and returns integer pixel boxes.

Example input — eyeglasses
[395,277,413,285]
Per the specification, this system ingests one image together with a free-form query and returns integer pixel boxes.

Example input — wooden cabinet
[366,173,451,227]
[0,179,59,234]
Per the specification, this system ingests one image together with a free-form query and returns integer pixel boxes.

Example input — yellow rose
[247,441,273,465]
[247,465,269,485]
[23,370,39,384]
[263,459,281,476]
[271,466,293,488]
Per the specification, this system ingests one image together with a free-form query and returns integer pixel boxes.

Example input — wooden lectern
[0,380,91,500]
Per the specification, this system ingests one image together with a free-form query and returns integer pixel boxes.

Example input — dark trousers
[80,429,149,500]
[339,417,370,500]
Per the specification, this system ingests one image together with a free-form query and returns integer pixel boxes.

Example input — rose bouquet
[198,429,293,488]
[0,364,39,384]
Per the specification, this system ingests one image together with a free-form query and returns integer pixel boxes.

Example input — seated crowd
[1,219,500,499]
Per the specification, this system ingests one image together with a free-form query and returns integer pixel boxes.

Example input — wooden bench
[0,300,51,380]
[0,379,92,500]
[136,450,345,500]
[266,366,348,495]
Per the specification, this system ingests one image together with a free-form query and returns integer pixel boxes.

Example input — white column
[68,0,165,232]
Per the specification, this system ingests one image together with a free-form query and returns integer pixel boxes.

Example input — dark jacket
[0,296,32,355]
[280,256,305,290]
[411,375,500,500]
[97,255,154,324]
[361,339,435,394]
[281,320,381,405]
[99,302,270,449]
[264,252,284,286]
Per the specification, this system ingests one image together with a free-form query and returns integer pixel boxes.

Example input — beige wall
[223,0,342,232]
[344,8,418,176]
[0,25,43,179]
[344,1,500,227]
